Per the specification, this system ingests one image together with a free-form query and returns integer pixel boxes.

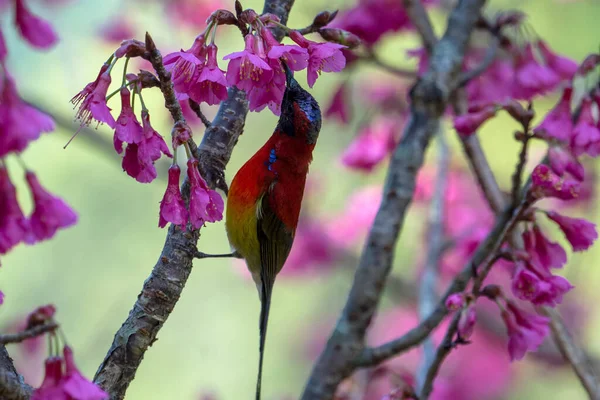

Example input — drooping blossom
[522,226,567,270]
[32,357,65,400]
[501,301,550,361]
[246,58,286,114]
[159,165,188,229]
[62,346,108,400]
[164,35,208,100]
[537,40,578,80]
[188,43,228,106]
[530,164,580,201]
[570,97,600,157]
[71,65,116,128]
[453,106,497,137]
[466,58,515,104]
[14,0,59,49]
[26,171,77,242]
[122,111,172,183]
[512,43,560,100]
[445,293,464,311]
[546,211,598,252]
[324,82,351,124]
[187,159,224,229]
[114,88,143,147]
[547,146,584,181]
[224,34,273,91]
[0,73,55,157]
[289,30,346,88]
[261,27,308,72]
[0,167,30,254]
[533,86,573,142]
[98,17,135,43]
[511,261,572,306]
[341,116,399,171]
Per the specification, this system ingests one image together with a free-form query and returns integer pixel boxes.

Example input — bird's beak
[282,61,295,87]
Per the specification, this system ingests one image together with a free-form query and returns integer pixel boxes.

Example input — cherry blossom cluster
[1,1,76,272]
[71,4,352,231]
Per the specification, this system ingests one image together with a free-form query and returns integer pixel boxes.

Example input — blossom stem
[105,79,138,102]
[0,322,58,345]
[183,142,193,159]
[121,57,130,87]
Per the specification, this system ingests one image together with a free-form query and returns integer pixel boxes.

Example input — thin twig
[415,132,449,393]
[510,128,532,206]
[188,99,212,128]
[458,35,500,87]
[403,0,437,53]
[361,50,417,78]
[0,322,58,345]
[301,2,486,398]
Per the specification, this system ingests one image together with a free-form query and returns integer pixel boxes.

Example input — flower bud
[312,10,338,28]
[207,9,237,25]
[319,28,361,49]
[115,39,146,58]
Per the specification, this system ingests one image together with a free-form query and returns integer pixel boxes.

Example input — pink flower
[546,211,598,252]
[159,165,188,229]
[466,58,515,104]
[0,167,30,254]
[548,146,584,181]
[98,17,135,43]
[533,86,573,142]
[341,116,398,171]
[0,73,55,157]
[262,27,308,71]
[188,44,228,106]
[164,0,223,28]
[246,58,286,115]
[511,262,572,306]
[522,226,567,270]
[0,28,7,61]
[114,88,143,146]
[224,34,273,92]
[187,159,224,229]
[26,171,77,242]
[530,164,580,201]
[538,40,577,80]
[0,290,4,305]
[458,304,477,340]
[122,111,172,183]
[453,106,497,137]
[62,346,108,400]
[72,67,116,129]
[14,0,58,49]
[324,82,350,124]
[289,31,346,88]
[327,186,381,247]
[571,97,600,157]
[512,43,560,100]
[32,357,65,400]
[445,293,464,311]
[501,302,550,361]
[164,35,207,100]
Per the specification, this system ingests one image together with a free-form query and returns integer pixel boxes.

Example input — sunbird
[225,66,321,400]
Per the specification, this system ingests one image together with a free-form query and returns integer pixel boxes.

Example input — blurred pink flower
[26,171,77,242]
[98,17,135,43]
[159,165,188,229]
[289,30,346,88]
[571,97,600,157]
[538,40,578,80]
[512,43,560,100]
[62,346,108,400]
[534,86,573,142]
[458,305,477,340]
[530,164,580,201]
[324,82,350,124]
[547,146,584,181]
[32,357,64,400]
[327,186,381,247]
[522,226,567,270]
[341,116,399,171]
[502,301,550,361]
[0,27,7,61]
[445,293,464,312]
[14,0,58,49]
[165,0,223,28]
[0,290,4,305]
[511,261,572,307]
[0,166,30,254]
[546,211,598,252]
[453,106,497,137]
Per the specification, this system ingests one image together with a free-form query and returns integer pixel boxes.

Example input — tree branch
[403,0,437,52]
[0,345,32,400]
[92,2,294,398]
[415,132,449,393]
[301,2,486,398]
[0,323,58,345]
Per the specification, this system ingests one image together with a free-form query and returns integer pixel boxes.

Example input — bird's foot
[194,250,242,259]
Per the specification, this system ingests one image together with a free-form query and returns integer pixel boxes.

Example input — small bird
[225,65,321,400]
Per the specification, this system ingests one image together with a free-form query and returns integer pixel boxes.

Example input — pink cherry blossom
[538,40,577,80]
[511,262,572,306]
[114,88,144,146]
[341,116,398,171]
[262,27,308,71]
[187,159,224,229]
[289,31,346,88]
[547,146,584,181]
[324,82,350,124]
[546,211,598,252]
[533,86,573,142]
[32,357,66,400]
[501,302,550,361]
[453,106,497,137]
[458,304,477,340]
[530,164,580,200]
[522,226,567,270]
[512,43,560,100]
[159,165,188,229]
[0,73,55,157]
[466,58,515,104]
[72,66,116,129]
[246,57,286,115]
[165,0,223,28]
[0,167,30,254]
[327,186,381,247]
[570,97,600,157]
[26,171,77,242]
[98,17,135,43]
[224,34,273,92]
[188,43,228,106]
[122,111,172,183]
[14,0,58,49]
[445,293,464,311]
[0,290,4,305]
[62,346,108,400]
[164,35,207,100]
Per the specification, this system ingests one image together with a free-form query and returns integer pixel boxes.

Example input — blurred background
[2,0,600,398]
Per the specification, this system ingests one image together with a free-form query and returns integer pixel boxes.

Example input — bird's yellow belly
[225,198,262,275]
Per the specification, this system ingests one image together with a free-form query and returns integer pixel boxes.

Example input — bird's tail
[256,274,274,400]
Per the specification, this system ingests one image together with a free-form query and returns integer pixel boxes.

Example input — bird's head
[276,63,322,145]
